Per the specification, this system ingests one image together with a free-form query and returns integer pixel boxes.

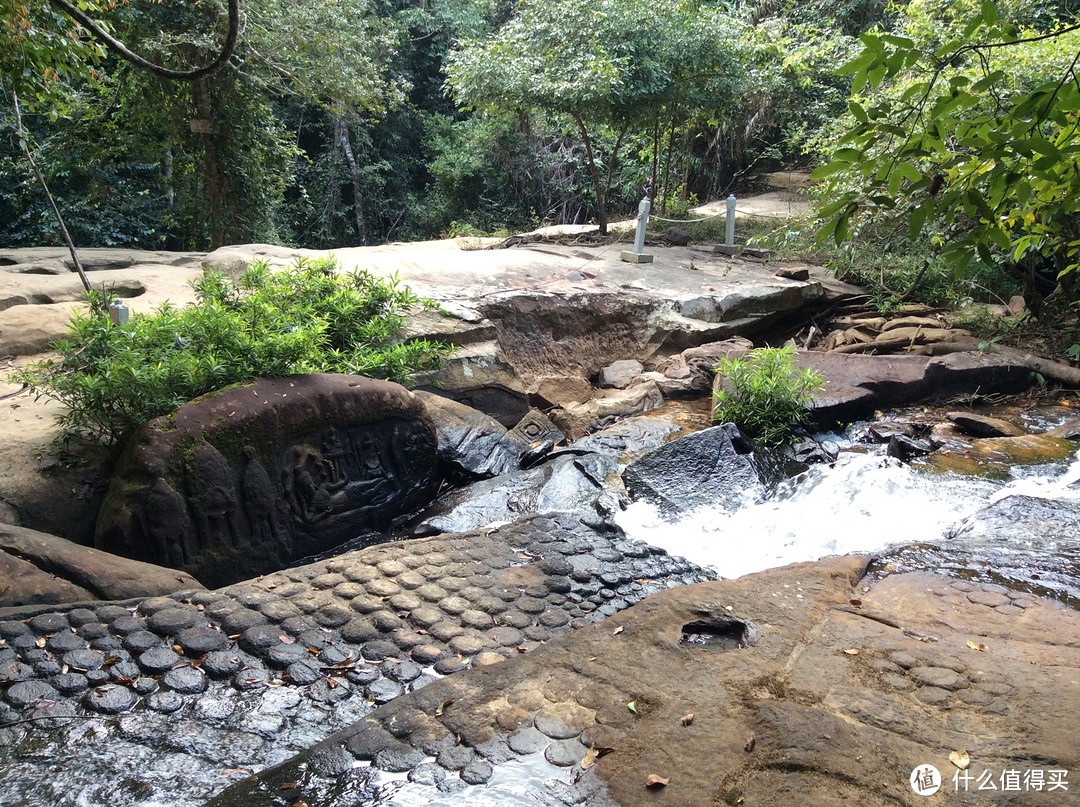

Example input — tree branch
[48,0,240,82]
[13,91,91,293]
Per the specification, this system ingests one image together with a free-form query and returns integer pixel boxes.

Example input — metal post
[620,196,655,263]
[726,194,736,247]
[633,196,651,253]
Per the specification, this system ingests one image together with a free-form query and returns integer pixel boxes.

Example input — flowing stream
[617,431,1080,608]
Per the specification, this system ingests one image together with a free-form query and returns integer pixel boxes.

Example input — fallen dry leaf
[581,745,599,770]
[435,699,453,716]
[681,713,694,726]
[613,626,624,635]
[34,637,46,648]
[843,648,860,655]
[644,774,670,788]
[744,735,756,753]
[279,635,294,644]
[967,640,989,652]
[949,750,970,770]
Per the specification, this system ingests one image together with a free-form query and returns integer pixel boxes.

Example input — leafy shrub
[711,346,824,444]
[11,257,451,444]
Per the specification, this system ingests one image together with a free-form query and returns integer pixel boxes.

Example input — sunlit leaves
[813,0,1080,280]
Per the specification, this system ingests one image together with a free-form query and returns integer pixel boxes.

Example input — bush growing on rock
[711,346,823,444]
[11,257,450,444]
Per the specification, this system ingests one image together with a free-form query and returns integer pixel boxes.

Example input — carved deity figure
[139,459,194,567]
[184,439,242,549]
[281,443,348,525]
[241,445,287,556]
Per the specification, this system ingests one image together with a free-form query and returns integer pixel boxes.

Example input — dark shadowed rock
[411,452,620,535]
[95,374,438,588]
[666,227,691,246]
[413,391,520,478]
[622,423,806,516]
[0,523,203,608]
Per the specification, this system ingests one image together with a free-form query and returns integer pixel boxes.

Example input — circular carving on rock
[175,626,229,655]
[147,607,201,636]
[29,613,69,634]
[163,667,208,694]
[137,645,182,673]
[46,632,88,653]
[85,684,138,714]
[6,680,60,707]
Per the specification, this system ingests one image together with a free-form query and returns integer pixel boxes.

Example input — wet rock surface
[0,522,203,607]
[94,374,439,588]
[209,556,1080,807]
[623,423,807,516]
[0,514,712,807]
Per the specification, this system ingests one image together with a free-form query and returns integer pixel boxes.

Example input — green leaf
[810,160,853,181]
[909,203,929,241]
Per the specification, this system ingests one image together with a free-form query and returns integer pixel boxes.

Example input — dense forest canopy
[3,0,1080,310]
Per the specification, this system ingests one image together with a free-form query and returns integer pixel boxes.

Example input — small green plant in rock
[11,257,451,445]
[711,346,824,444]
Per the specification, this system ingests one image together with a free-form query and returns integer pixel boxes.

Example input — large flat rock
[210,555,1080,807]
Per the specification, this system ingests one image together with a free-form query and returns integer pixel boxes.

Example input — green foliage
[811,0,1080,293]
[711,346,824,444]
[446,0,754,231]
[10,257,451,444]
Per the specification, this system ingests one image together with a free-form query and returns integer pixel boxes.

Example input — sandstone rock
[622,423,805,516]
[413,342,529,427]
[550,381,664,439]
[0,523,203,608]
[794,351,1032,424]
[95,374,438,588]
[413,391,520,478]
[925,433,1077,475]
[1046,417,1080,439]
[482,292,664,382]
[598,359,644,389]
[945,411,1027,438]
[207,556,1080,807]
[659,337,753,395]
[529,375,593,408]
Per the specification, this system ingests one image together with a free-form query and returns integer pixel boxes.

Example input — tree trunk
[193,79,224,249]
[573,115,607,235]
[337,114,368,246]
